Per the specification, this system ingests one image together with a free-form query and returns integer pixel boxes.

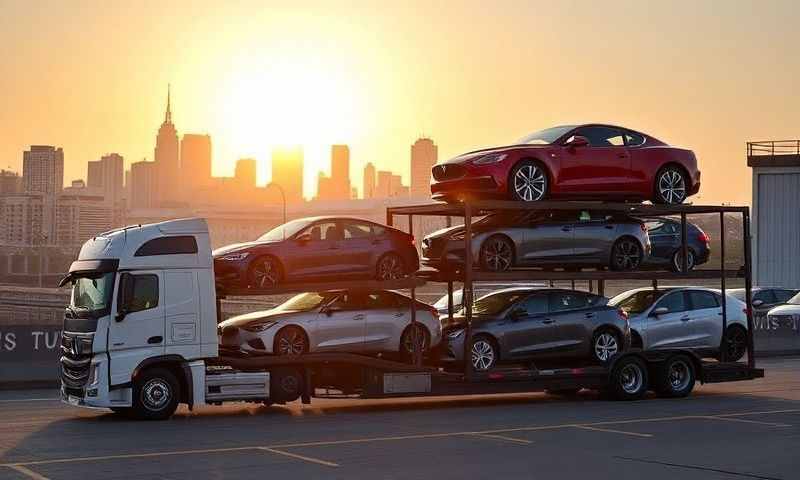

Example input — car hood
[442,144,547,165]
[219,309,296,329]
[425,224,466,241]
[768,304,800,316]
[440,314,495,331]
[213,240,280,256]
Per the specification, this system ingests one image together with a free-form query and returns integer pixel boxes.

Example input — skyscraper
[130,160,156,209]
[87,160,103,190]
[235,158,257,188]
[410,137,437,198]
[363,162,376,199]
[330,145,350,199]
[271,147,304,203]
[0,170,22,195]
[181,134,212,196]
[86,153,124,205]
[22,145,64,196]
[154,85,180,206]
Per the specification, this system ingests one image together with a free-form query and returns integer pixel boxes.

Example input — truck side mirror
[116,273,133,322]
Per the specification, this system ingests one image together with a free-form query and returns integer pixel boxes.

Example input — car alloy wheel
[141,378,172,411]
[672,249,695,272]
[512,164,547,202]
[594,332,619,362]
[275,328,307,355]
[377,253,405,280]
[724,326,747,362]
[250,257,280,288]
[481,236,513,272]
[471,338,496,372]
[657,169,687,204]
[611,238,642,271]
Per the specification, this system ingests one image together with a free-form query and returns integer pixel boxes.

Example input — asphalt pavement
[1,357,798,480]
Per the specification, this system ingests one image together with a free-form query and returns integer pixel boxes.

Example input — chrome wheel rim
[619,363,644,394]
[595,333,619,362]
[513,164,546,201]
[673,250,695,271]
[403,325,427,354]
[378,255,404,280]
[483,238,513,271]
[613,239,641,270]
[141,378,171,411]
[471,340,495,371]
[668,360,691,391]
[725,329,746,361]
[658,170,686,204]
[252,259,279,288]
[277,330,306,355]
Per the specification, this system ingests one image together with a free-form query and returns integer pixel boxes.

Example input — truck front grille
[60,332,94,392]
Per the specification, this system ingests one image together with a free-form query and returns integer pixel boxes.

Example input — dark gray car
[422,210,651,272]
[442,288,631,371]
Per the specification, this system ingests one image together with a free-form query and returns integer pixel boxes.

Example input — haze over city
[2,0,799,204]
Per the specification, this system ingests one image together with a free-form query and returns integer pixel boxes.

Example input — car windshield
[517,125,576,145]
[71,272,115,314]
[609,289,668,315]
[434,290,463,310]
[728,290,746,302]
[462,290,528,316]
[274,292,329,312]
[258,218,314,242]
[788,292,800,305]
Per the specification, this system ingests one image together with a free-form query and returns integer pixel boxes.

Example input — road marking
[257,447,339,467]
[467,433,533,445]
[1,446,257,467]
[5,465,51,480]
[716,409,800,417]
[0,398,59,404]
[703,416,792,427]
[572,425,653,438]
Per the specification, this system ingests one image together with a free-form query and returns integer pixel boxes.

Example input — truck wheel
[270,367,304,404]
[132,368,180,420]
[608,356,648,401]
[654,354,695,398]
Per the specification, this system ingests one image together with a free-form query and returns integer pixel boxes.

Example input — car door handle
[353,314,365,321]
[617,152,629,158]
[394,312,405,317]
[604,225,614,230]
[585,312,595,318]
[680,316,690,322]
[561,227,572,232]
[147,336,163,344]
[542,318,555,324]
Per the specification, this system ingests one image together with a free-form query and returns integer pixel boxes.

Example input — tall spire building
[154,85,180,206]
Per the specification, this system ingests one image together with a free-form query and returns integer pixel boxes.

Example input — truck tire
[654,354,695,398]
[608,356,648,401]
[132,368,180,420]
[270,367,304,404]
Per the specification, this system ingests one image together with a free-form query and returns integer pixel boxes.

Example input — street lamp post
[267,182,286,225]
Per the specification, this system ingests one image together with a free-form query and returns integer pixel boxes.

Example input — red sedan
[431,124,700,204]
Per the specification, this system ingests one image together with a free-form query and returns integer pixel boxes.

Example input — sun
[216,52,365,187]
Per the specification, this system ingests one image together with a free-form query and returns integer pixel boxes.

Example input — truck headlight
[219,252,250,261]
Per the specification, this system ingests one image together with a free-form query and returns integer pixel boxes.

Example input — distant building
[0,170,22,195]
[316,172,332,201]
[271,147,304,203]
[55,194,113,246]
[375,170,408,198]
[330,145,350,200]
[154,85,180,206]
[0,194,48,245]
[85,153,124,205]
[181,134,212,195]
[130,160,156,209]
[235,158,257,188]
[363,162,376,199]
[410,137,437,198]
[23,145,64,197]
[87,160,103,189]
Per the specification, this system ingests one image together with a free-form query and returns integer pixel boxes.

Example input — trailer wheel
[132,368,180,420]
[654,354,695,398]
[270,367,304,404]
[609,356,648,401]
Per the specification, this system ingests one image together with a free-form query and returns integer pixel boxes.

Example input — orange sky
[1,0,798,203]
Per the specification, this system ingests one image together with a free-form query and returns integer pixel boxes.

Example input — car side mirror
[322,305,341,316]
[116,273,133,322]
[752,299,764,307]
[652,306,669,317]
[565,135,589,148]
[296,233,312,244]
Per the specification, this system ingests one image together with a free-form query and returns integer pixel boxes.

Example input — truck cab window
[125,275,159,313]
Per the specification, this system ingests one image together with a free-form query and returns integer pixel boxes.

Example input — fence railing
[747,140,800,157]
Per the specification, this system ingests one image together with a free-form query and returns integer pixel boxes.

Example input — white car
[219,290,442,359]
[765,291,800,332]
[609,287,748,361]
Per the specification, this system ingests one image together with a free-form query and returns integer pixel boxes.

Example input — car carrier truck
[58,201,764,420]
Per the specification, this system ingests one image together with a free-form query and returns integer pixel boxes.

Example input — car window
[625,132,645,147]
[520,294,548,315]
[654,291,688,313]
[774,290,797,303]
[302,221,341,241]
[365,292,402,309]
[549,292,588,312]
[126,274,159,313]
[688,291,719,310]
[610,290,666,315]
[343,221,374,239]
[753,290,776,304]
[328,292,366,311]
[570,126,626,147]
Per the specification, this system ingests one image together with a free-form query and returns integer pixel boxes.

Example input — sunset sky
[1,0,798,203]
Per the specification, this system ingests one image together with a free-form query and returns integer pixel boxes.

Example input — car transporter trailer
[203,199,764,409]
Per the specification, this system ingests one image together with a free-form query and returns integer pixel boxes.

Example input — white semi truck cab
[60,218,270,419]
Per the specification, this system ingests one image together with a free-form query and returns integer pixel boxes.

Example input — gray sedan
[442,288,631,371]
[422,210,651,272]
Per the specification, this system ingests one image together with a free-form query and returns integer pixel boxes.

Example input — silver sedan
[218,290,442,358]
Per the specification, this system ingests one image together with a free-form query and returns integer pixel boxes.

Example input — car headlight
[448,329,465,339]
[472,153,508,165]
[243,321,277,332]
[219,252,250,261]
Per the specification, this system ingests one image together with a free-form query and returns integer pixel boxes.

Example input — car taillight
[409,235,416,245]
[698,232,710,244]
[617,308,628,320]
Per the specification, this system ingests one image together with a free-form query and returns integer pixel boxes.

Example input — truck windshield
[71,272,115,314]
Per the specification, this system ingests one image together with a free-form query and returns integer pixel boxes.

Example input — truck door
[108,271,165,386]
